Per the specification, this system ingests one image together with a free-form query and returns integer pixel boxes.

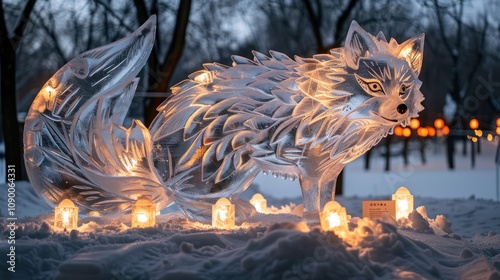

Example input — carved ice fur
[24,16,424,224]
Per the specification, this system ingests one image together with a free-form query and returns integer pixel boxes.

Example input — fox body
[24,18,424,223]
[150,21,424,221]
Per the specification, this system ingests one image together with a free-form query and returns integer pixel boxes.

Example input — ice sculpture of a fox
[24,15,424,223]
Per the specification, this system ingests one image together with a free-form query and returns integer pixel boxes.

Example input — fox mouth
[372,112,399,124]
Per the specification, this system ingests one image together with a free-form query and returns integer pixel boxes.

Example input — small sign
[362,200,396,220]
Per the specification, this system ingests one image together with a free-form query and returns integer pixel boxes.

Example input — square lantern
[54,199,78,230]
[131,197,156,228]
[319,201,349,237]
[212,198,235,229]
[249,193,267,213]
[392,186,414,220]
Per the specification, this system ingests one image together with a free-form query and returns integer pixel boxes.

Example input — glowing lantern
[212,198,235,229]
[394,126,404,137]
[403,127,411,138]
[497,127,500,135]
[442,125,450,135]
[131,197,156,228]
[427,127,436,137]
[249,193,267,213]
[410,119,420,130]
[392,187,414,220]
[434,118,444,129]
[469,119,479,130]
[319,201,349,236]
[54,199,78,230]
[496,117,500,127]
[487,134,493,141]
[417,127,428,137]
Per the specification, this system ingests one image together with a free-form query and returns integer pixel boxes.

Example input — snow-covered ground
[1,139,499,279]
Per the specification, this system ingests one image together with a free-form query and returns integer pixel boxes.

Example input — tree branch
[302,0,324,52]
[11,0,36,50]
[333,0,358,47]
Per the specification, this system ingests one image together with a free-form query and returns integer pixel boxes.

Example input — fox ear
[397,34,425,75]
[344,21,378,69]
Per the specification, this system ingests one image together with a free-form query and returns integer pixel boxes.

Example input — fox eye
[400,84,409,95]
[368,82,384,93]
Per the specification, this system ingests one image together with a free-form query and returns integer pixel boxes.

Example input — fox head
[341,21,425,127]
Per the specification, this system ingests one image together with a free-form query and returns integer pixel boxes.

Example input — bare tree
[424,0,489,169]
[0,0,36,180]
[132,0,192,125]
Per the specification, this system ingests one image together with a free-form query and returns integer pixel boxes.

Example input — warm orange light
[487,134,493,141]
[249,193,267,213]
[54,199,78,230]
[392,187,414,220]
[474,130,483,137]
[394,126,404,137]
[212,198,235,229]
[442,125,450,135]
[496,117,500,127]
[131,196,156,228]
[469,119,479,130]
[417,127,428,137]
[497,127,500,135]
[403,127,411,138]
[427,127,436,137]
[409,119,420,130]
[434,118,444,129]
[320,201,348,237]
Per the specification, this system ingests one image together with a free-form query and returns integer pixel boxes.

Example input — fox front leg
[299,169,341,225]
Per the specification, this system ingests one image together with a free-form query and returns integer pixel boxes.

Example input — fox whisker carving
[24,16,424,224]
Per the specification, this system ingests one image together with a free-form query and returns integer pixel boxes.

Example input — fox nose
[397,104,408,114]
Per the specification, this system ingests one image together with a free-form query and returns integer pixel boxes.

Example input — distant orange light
[409,119,420,130]
[403,127,411,138]
[442,125,450,135]
[417,127,428,137]
[496,127,500,135]
[434,118,444,129]
[427,127,436,137]
[394,126,404,137]
[497,117,500,127]
[469,119,479,130]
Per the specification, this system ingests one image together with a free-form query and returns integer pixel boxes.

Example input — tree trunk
[143,0,192,126]
[0,0,37,181]
[0,39,22,181]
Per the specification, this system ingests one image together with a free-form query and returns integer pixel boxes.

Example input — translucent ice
[24,17,425,224]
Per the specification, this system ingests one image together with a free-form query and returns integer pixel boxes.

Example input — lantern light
[394,126,404,137]
[403,127,411,138]
[249,193,267,213]
[410,119,420,130]
[212,198,235,229]
[496,117,500,127]
[392,187,414,220]
[497,127,500,135]
[54,199,78,230]
[487,134,493,141]
[131,196,156,228]
[319,201,349,237]
[417,127,428,137]
[434,118,444,129]
[469,119,479,130]
[427,127,436,137]
[442,125,450,135]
